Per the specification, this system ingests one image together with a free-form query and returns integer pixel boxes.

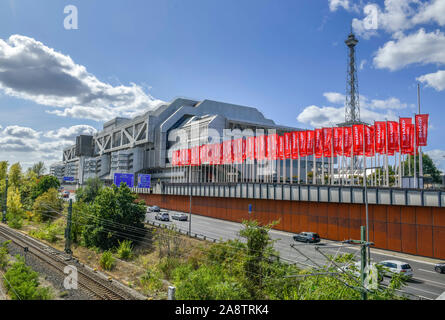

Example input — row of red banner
[172,114,429,166]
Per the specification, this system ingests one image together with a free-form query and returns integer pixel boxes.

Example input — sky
[0,0,444,172]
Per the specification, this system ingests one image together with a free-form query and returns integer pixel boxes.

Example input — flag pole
[414,114,417,189]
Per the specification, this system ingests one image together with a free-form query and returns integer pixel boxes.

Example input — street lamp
[364,166,382,264]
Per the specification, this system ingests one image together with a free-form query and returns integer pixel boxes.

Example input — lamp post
[364,166,382,264]
[2,177,7,223]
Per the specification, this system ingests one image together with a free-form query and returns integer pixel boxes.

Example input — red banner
[277,135,284,160]
[180,148,190,166]
[267,134,278,160]
[291,131,299,159]
[315,129,323,158]
[191,146,200,166]
[364,125,374,157]
[402,124,414,155]
[223,140,233,164]
[343,126,352,156]
[256,135,267,161]
[212,143,222,165]
[172,149,180,166]
[298,131,306,157]
[306,130,314,156]
[323,128,332,158]
[374,122,386,154]
[233,138,244,164]
[415,114,429,146]
[246,136,256,160]
[353,124,364,156]
[399,118,412,150]
[333,127,343,156]
[284,133,292,159]
[387,121,399,152]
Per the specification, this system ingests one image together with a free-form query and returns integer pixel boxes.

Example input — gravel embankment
[0,235,92,300]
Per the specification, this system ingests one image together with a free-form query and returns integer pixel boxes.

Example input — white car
[377,260,413,278]
[340,261,384,282]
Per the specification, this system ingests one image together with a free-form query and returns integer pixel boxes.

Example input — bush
[3,255,53,300]
[29,221,64,243]
[158,257,181,280]
[117,240,133,260]
[6,187,24,229]
[32,188,63,221]
[31,175,60,200]
[139,267,164,293]
[0,240,11,270]
[99,251,115,271]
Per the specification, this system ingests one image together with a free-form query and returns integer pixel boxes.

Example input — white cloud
[412,0,445,27]
[3,125,40,139]
[0,124,97,169]
[329,0,351,12]
[44,125,97,140]
[296,104,399,128]
[373,28,445,71]
[323,92,346,104]
[0,35,165,121]
[359,59,367,70]
[417,69,445,91]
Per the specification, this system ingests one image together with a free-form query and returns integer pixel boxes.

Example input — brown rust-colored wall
[139,194,445,260]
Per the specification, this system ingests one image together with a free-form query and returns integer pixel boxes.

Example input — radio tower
[344,31,360,124]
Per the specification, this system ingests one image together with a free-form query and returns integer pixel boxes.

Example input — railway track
[0,223,139,300]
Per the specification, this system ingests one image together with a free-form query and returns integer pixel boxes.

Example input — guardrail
[133,182,445,208]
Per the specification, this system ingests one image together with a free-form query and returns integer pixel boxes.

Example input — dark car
[435,263,445,274]
[293,232,320,243]
[172,213,188,221]
[155,212,170,221]
[62,190,70,198]
[148,205,160,213]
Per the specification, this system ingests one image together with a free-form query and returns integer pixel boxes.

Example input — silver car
[377,260,414,278]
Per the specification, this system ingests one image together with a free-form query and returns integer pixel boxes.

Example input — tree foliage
[6,187,24,229]
[3,255,53,300]
[32,188,63,221]
[30,161,46,177]
[82,184,146,250]
[32,175,60,200]
[403,154,442,183]
[8,163,23,189]
[76,177,103,203]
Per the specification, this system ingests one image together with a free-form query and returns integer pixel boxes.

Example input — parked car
[434,263,445,274]
[293,232,320,243]
[172,213,188,221]
[377,260,413,278]
[147,205,160,213]
[340,261,384,282]
[155,212,170,221]
[62,190,70,198]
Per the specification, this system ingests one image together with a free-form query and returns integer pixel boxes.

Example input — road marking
[414,276,445,287]
[418,268,439,275]
[405,285,440,297]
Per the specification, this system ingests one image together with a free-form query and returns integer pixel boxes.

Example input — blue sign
[248,204,252,213]
[137,174,151,188]
[63,176,74,182]
[113,173,134,188]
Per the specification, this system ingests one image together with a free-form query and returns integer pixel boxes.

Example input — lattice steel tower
[344,31,360,124]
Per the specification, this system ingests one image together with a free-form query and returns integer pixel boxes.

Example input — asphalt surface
[145,208,445,300]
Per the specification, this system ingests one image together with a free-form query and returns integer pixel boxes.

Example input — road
[145,208,445,300]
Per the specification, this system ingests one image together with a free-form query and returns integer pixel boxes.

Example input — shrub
[6,187,24,229]
[32,188,63,221]
[139,267,164,293]
[31,175,60,200]
[117,240,133,260]
[158,257,181,280]
[29,221,64,243]
[3,255,53,300]
[99,251,115,271]
[0,240,11,270]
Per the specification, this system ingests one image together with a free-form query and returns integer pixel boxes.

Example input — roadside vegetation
[0,160,411,300]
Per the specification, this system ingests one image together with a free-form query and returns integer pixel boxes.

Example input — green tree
[8,163,22,189]
[30,161,46,177]
[403,154,442,183]
[6,187,24,229]
[82,184,146,250]
[71,200,90,244]
[20,170,38,210]
[32,188,63,221]
[32,175,60,200]
[3,255,52,300]
[76,177,103,203]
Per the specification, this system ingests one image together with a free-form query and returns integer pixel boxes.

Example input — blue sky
[0,0,444,170]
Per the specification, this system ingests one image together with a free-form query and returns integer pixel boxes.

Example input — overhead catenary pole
[64,199,73,255]
[2,177,8,223]
[417,84,423,179]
